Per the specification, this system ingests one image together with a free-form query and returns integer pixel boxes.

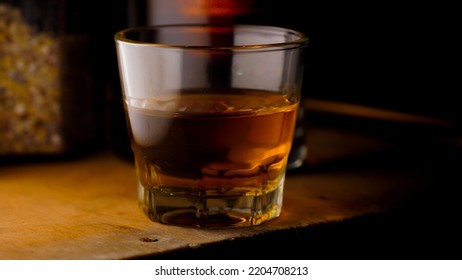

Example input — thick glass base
[137,178,284,229]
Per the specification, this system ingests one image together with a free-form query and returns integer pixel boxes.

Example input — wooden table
[1,108,460,260]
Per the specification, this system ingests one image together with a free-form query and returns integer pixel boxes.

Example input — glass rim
[114,24,309,51]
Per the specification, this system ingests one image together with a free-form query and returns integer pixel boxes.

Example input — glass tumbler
[115,24,308,228]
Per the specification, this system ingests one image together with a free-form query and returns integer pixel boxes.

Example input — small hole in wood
[140,237,159,243]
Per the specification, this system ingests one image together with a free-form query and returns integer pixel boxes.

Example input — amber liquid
[125,88,298,228]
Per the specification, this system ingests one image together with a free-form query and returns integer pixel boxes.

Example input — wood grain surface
[0,126,428,259]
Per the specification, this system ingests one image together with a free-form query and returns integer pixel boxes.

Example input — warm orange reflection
[182,0,254,17]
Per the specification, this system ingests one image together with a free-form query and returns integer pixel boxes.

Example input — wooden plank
[0,145,422,259]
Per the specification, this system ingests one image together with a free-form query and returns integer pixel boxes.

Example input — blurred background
[1,0,458,162]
